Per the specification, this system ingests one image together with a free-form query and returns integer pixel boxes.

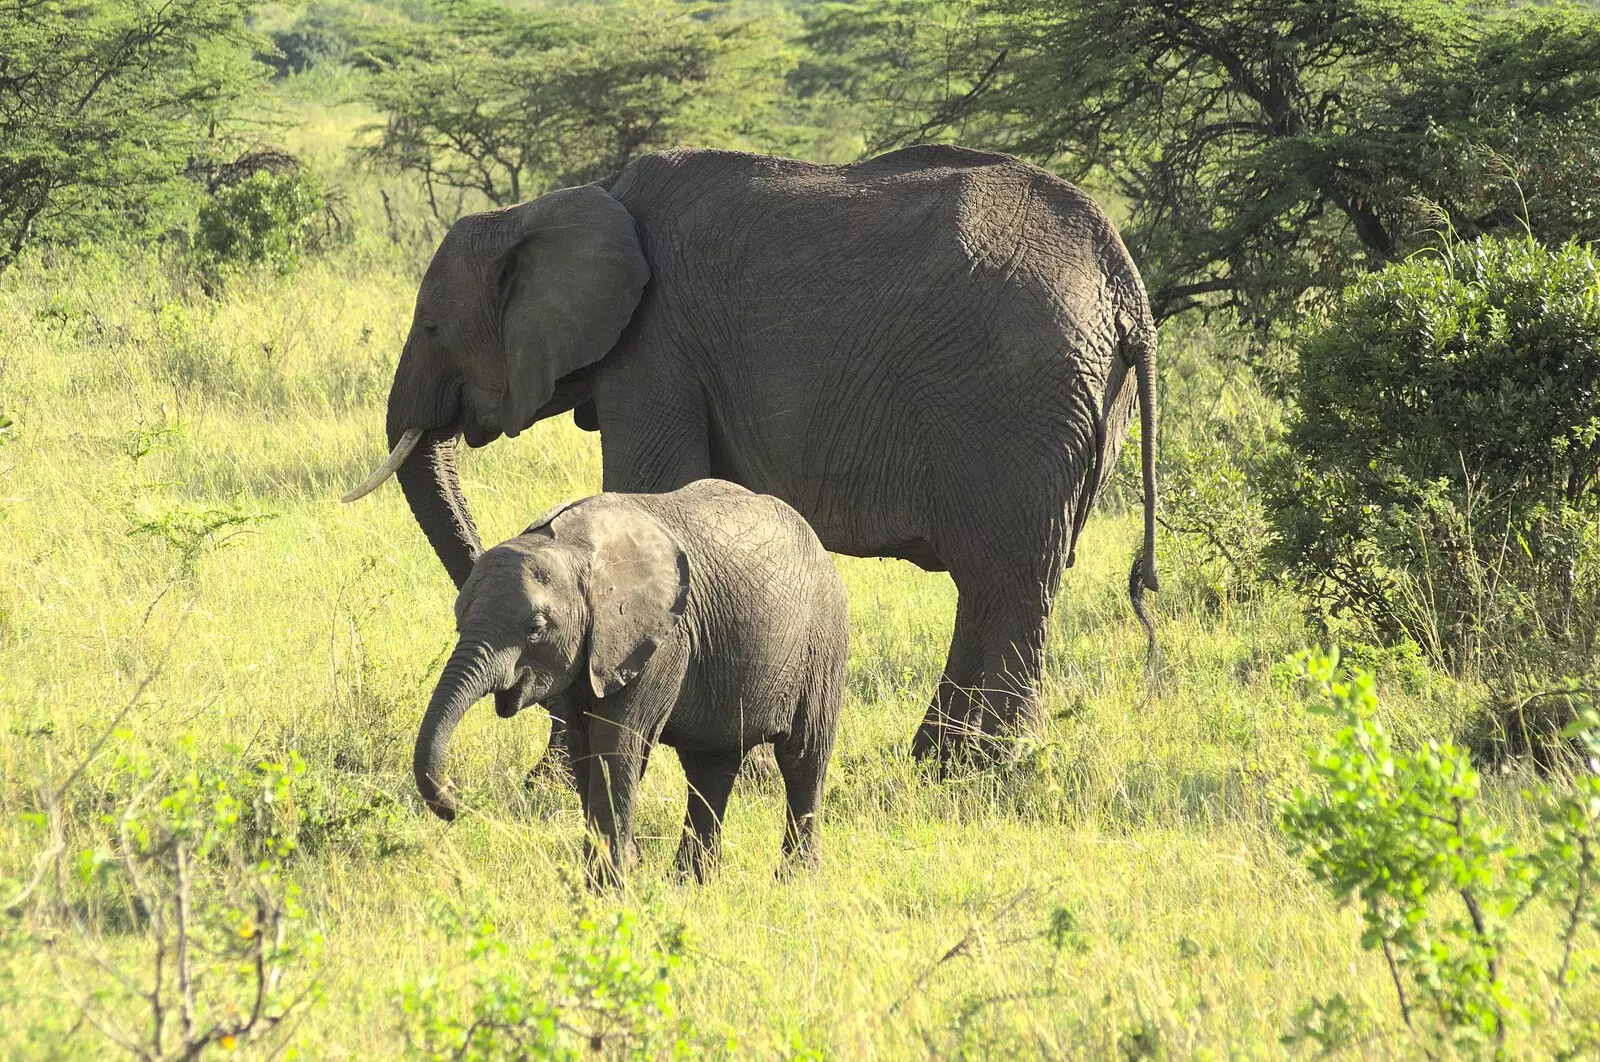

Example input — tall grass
[0,98,1522,1059]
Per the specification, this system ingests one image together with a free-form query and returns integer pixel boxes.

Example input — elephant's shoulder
[613,149,823,194]
[852,144,1025,178]
[671,478,756,504]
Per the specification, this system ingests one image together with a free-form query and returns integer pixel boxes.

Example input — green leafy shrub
[1158,428,1272,619]
[359,0,798,215]
[397,896,688,1060]
[1265,237,1600,676]
[1281,649,1600,1054]
[0,0,269,272]
[4,735,321,1058]
[195,169,337,271]
[264,1,360,78]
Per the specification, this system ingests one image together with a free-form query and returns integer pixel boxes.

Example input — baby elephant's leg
[772,736,829,873]
[674,749,742,882]
[775,653,842,874]
[582,716,649,890]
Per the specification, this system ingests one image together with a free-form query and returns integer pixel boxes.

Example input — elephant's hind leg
[934,543,1066,766]
[774,686,838,873]
[912,596,984,766]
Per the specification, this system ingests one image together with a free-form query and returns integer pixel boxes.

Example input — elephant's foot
[585,835,640,891]
[912,690,983,772]
[673,833,721,883]
[524,740,576,790]
[914,688,1032,773]
[524,711,578,791]
[775,846,820,881]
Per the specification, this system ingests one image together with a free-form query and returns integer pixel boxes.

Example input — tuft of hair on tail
[1129,549,1159,690]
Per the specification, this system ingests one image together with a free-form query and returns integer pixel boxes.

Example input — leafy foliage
[1281,649,1600,1053]
[4,735,320,1059]
[358,0,798,216]
[0,0,271,271]
[195,168,339,271]
[1144,324,1279,617]
[805,0,1600,334]
[397,895,688,1060]
[1264,236,1600,675]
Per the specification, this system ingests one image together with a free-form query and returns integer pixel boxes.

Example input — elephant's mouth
[461,420,500,449]
[459,381,507,448]
[494,667,542,718]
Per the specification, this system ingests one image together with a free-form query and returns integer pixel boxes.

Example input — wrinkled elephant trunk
[414,639,507,821]
[394,429,483,590]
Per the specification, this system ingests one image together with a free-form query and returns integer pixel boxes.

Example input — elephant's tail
[1128,316,1159,685]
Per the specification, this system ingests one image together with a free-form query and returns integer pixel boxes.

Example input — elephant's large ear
[497,185,649,436]
[524,498,577,535]
[577,502,690,699]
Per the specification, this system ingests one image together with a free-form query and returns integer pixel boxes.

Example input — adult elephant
[344,144,1158,764]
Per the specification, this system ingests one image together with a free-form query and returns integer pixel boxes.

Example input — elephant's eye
[527,614,550,639]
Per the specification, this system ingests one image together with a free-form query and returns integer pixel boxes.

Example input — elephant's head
[343,185,650,589]
[413,498,690,821]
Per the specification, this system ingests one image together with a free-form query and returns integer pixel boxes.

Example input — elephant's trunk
[380,348,483,588]
[395,430,482,590]
[414,639,505,821]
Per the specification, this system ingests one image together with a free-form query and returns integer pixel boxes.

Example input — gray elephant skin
[348,144,1158,762]
[414,479,848,882]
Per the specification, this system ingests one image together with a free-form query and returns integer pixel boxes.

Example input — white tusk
[341,427,423,503]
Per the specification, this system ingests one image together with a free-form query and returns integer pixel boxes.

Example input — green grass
[0,96,1550,1060]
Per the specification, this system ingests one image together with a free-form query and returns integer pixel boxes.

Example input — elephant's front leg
[674,748,742,882]
[593,367,712,494]
[580,710,650,888]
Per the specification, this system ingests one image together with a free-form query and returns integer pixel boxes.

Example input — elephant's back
[609,145,1128,266]
[607,148,1148,566]
[611,145,1136,374]
[635,481,844,709]
[644,481,841,621]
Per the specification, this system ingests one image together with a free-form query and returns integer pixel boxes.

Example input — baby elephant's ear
[525,499,577,535]
[581,503,690,698]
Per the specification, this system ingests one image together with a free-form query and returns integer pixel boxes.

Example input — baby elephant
[413,479,848,882]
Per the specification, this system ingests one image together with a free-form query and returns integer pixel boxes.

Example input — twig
[1380,934,1414,1031]
[886,887,1034,1015]
[1555,834,1592,998]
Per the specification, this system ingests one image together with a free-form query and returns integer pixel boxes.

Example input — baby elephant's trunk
[414,638,508,821]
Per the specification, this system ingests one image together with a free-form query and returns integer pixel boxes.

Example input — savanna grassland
[3,7,1599,1059]
[1,96,1507,1062]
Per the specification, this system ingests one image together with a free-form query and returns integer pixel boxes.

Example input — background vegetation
[2,0,1599,1056]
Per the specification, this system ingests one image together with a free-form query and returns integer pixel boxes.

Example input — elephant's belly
[658,699,792,752]
[835,534,945,572]
[706,414,945,568]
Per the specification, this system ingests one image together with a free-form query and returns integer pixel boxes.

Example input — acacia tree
[0,0,270,272]
[805,0,1600,333]
[359,0,797,219]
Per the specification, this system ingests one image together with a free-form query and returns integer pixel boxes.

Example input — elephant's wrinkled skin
[353,144,1158,762]
[414,480,847,882]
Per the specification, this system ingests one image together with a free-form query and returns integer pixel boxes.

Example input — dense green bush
[264,1,360,77]
[397,897,688,1060]
[0,0,269,272]
[1281,649,1600,1055]
[358,0,801,215]
[1265,237,1600,676]
[195,169,337,271]
[1146,322,1279,618]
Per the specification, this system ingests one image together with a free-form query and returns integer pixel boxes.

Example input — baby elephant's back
[646,480,846,682]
